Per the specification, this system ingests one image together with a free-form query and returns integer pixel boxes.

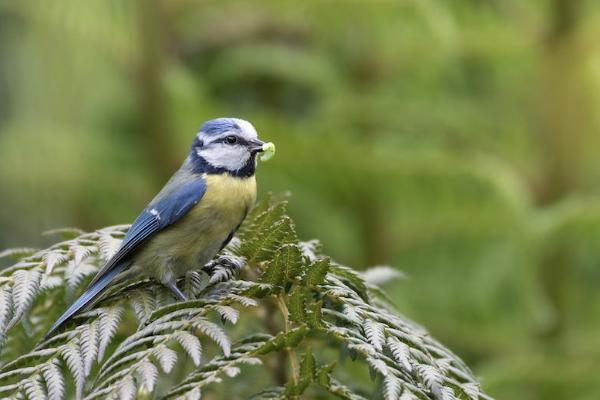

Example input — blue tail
[44,263,126,339]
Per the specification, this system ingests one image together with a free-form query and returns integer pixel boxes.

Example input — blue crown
[199,118,241,136]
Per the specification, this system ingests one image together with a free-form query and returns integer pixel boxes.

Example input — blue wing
[45,175,207,338]
[89,176,207,287]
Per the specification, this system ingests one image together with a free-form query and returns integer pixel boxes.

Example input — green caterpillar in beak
[260,142,276,162]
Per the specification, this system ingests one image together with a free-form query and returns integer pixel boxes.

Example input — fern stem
[287,347,300,387]
[275,296,299,387]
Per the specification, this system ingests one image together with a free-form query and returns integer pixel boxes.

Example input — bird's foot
[202,255,246,284]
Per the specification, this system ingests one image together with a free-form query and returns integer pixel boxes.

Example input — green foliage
[2,2,600,398]
[0,199,488,399]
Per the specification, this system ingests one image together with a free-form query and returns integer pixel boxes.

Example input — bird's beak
[249,139,265,153]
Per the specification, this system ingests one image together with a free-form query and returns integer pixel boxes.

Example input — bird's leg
[163,279,188,301]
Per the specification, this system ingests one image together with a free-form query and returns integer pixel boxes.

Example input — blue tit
[46,118,271,338]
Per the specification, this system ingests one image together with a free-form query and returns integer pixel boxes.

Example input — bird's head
[189,118,273,177]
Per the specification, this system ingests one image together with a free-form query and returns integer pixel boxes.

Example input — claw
[202,255,246,284]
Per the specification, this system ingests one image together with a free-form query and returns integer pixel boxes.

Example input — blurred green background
[1,0,600,398]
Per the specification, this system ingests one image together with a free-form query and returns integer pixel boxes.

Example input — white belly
[132,174,256,282]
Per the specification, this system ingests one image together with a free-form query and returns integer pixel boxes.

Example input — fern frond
[96,305,124,361]
[363,319,386,352]
[40,360,65,400]
[43,228,86,240]
[235,202,297,263]
[318,258,489,398]
[79,321,100,376]
[173,331,202,366]
[319,375,369,400]
[248,387,286,400]
[383,375,403,400]
[65,261,98,298]
[23,373,46,400]
[302,257,330,287]
[361,265,405,285]
[42,251,70,277]
[0,297,129,399]
[0,287,13,341]
[136,360,158,392]
[194,319,231,356]
[89,278,258,398]
[0,198,489,399]
[183,271,208,298]
[212,305,239,325]
[8,270,43,330]
[0,248,39,261]
[163,336,267,399]
[387,336,413,373]
[0,225,128,343]
[128,288,157,324]
[60,341,85,399]
[97,232,123,262]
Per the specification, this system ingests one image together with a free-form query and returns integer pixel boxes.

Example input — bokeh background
[1,1,600,398]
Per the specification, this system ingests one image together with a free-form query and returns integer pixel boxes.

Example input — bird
[45,118,272,339]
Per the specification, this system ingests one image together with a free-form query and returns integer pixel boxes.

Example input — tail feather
[44,263,126,339]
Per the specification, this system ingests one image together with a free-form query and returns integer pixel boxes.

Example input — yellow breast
[201,173,257,217]
[171,173,257,263]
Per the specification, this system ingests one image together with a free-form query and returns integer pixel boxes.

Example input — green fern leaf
[237,206,297,263]
[307,299,323,329]
[299,349,316,382]
[277,244,304,282]
[248,387,286,400]
[254,326,307,355]
[303,257,330,287]
[287,287,307,324]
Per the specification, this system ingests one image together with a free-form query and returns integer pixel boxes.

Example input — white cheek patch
[197,144,251,171]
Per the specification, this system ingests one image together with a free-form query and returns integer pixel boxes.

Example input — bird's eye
[225,136,238,144]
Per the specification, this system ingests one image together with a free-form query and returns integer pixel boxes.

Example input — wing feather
[89,176,207,286]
